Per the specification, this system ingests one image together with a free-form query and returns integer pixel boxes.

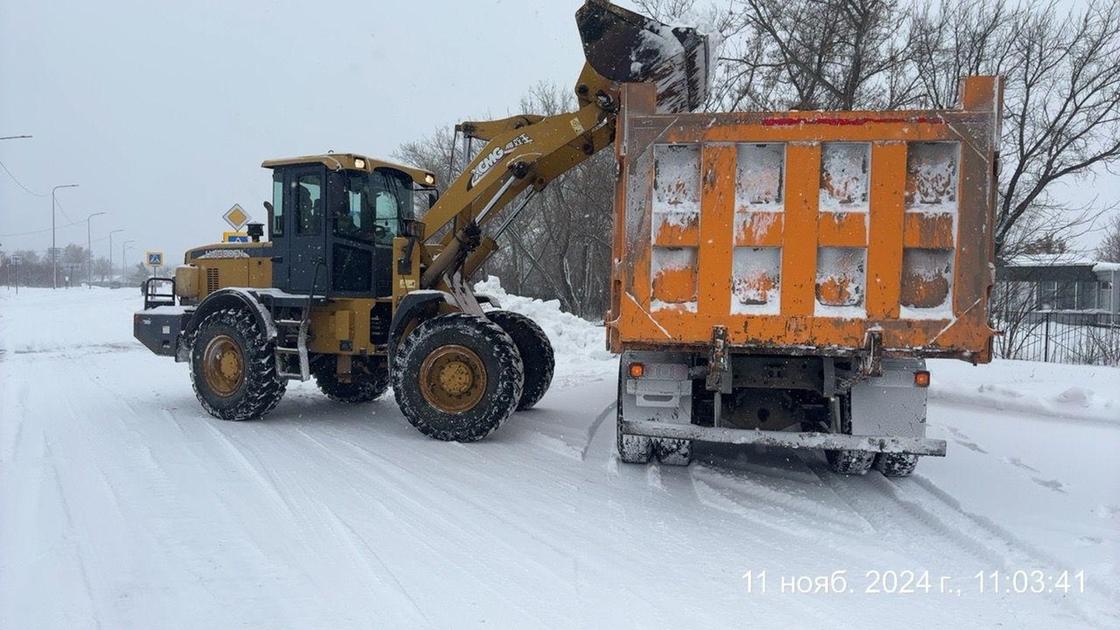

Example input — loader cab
[262,154,433,298]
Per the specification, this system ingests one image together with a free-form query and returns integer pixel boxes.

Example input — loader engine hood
[577,0,716,113]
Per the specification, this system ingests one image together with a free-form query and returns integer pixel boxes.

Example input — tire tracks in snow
[810,460,1105,626]
[285,426,565,627]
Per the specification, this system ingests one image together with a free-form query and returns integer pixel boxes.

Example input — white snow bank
[928,358,1119,423]
[474,276,617,387]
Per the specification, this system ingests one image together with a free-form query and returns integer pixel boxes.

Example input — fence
[995,311,1120,366]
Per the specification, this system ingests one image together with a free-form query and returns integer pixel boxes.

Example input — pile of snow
[928,358,1118,424]
[474,276,616,387]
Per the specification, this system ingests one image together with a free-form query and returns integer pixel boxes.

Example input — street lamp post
[108,229,124,285]
[86,212,107,288]
[51,183,79,289]
[122,240,135,285]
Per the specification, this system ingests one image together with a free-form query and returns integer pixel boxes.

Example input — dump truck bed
[607,77,1001,363]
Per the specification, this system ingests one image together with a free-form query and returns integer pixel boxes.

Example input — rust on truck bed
[607,76,1002,363]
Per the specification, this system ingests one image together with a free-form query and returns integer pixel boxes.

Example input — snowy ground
[1,285,1117,629]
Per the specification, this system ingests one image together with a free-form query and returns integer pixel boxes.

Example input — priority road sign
[223,204,250,231]
[223,231,250,243]
[146,251,164,267]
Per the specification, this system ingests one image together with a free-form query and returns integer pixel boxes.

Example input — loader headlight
[424,173,435,185]
[353,158,366,169]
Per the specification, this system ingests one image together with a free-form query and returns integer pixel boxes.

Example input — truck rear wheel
[615,361,652,464]
[874,453,919,477]
[190,307,286,421]
[487,310,554,410]
[826,449,876,475]
[313,357,389,403]
[825,394,874,475]
[392,313,523,442]
[653,438,692,466]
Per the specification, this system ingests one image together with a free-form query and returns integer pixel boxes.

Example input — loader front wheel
[313,357,389,404]
[190,307,286,421]
[487,310,554,410]
[393,313,524,442]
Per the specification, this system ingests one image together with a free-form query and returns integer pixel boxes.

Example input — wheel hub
[419,345,486,413]
[202,334,245,397]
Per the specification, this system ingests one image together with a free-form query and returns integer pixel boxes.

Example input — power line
[0,218,87,238]
[54,197,76,224]
[0,159,47,197]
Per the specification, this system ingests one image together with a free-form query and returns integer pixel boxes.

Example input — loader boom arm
[415,1,715,291]
[418,65,618,289]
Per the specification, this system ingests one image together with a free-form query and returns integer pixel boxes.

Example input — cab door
[281,166,327,293]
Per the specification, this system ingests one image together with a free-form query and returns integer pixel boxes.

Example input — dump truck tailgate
[607,77,1001,362]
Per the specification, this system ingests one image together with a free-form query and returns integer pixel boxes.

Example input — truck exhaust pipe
[576,0,715,113]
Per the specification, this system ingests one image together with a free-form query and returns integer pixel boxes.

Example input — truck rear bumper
[619,420,947,456]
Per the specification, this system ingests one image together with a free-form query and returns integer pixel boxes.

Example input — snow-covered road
[2,287,1117,628]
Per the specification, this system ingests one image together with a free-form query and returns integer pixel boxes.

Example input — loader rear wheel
[313,358,389,404]
[393,313,523,442]
[874,453,919,478]
[190,307,286,421]
[487,310,554,410]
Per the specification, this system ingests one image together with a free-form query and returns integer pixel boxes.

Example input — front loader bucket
[576,0,714,112]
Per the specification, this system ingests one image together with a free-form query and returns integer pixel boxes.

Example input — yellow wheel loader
[133,1,715,441]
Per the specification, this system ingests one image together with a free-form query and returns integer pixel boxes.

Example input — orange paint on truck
[607,77,1002,363]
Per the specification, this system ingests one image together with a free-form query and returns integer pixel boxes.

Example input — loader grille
[206,268,220,294]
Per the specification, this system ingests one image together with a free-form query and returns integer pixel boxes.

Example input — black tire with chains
[874,452,920,477]
[312,358,389,403]
[189,307,286,421]
[616,358,652,464]
[825,393,875,475]
[485,310,555,410]
[392,313,524,442]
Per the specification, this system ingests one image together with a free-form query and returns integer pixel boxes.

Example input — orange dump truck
[609,77,1002,476]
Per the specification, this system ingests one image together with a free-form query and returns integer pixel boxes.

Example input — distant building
[996,254,1119,321]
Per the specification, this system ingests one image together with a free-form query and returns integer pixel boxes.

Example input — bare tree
[1097,213,1120,262]
[985,2,1120,258]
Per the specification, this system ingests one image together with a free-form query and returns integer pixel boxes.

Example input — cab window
[332,170,412,245]
[271,173,284,237]
[296,173,322,234]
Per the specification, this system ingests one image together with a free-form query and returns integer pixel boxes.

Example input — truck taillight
[914,370,931,388]
[628,362,645,378]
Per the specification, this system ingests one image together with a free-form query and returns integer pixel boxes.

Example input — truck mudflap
[619,420,947,456]
[133,306,193,360]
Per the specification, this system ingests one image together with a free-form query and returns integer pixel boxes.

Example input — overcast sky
[1,0,1115,267]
